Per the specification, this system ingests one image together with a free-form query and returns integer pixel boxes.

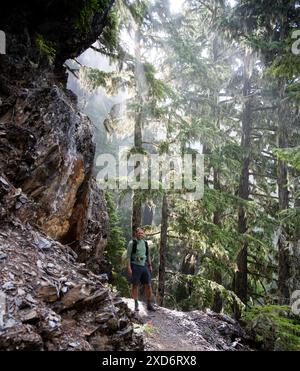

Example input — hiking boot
[134,300,139,312]
[147,303,156,311]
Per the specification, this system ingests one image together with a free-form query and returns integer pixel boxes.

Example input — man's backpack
[131,239,149,262]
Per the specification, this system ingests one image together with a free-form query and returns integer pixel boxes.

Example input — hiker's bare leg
[144,283,152,301]
[132,284,139,300]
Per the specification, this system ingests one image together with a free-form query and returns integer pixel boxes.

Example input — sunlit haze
[170,0,185,14]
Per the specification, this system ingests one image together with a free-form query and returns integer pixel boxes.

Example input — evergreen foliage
[71,0,300,349]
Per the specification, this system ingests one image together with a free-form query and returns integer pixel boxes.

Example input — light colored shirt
[127,239,148,266]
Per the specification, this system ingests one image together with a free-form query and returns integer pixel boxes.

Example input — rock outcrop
[0,220,142,351]
[0,0,142,351]
[0,76,110,265]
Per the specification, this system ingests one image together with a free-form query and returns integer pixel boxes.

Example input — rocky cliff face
[0,84,108,244]
[0,0,142,351]
[0,220,142,351]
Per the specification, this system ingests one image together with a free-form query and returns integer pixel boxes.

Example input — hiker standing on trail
[127,227,156,312]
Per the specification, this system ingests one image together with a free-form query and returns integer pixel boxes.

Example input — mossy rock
[242,305,300,351]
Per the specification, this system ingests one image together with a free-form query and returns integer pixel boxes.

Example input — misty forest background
[65,0,300,347]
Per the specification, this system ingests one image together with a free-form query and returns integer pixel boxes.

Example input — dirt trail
[123,299,252,351]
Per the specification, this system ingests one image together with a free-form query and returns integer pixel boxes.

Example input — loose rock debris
[0,224,143,351]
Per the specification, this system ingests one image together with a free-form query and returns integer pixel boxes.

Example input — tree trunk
[212,270,223,313]
[234,53,252,317]
[142,201,155,226]
[131,29,144,235]
[131,109,143,234]
[209,35,224,313]
[175,252,197,302]
[132,193,142,234]
[290,174,300,294]
[181,253,197,275]
[157,193,168,306]
[277,80,290,304]
[212,168,223,313]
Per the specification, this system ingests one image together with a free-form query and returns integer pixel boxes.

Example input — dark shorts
[130,264,151,285]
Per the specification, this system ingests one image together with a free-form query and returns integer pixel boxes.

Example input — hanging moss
[35,34,56,64]
[74,0,120,48]
[75,0,101,32]
[100,8,120,49]
[242,305,300,351]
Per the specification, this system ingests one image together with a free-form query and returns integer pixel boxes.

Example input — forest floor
[123,298,253,351]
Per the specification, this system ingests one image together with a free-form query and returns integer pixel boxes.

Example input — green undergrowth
[242,305,300,351]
